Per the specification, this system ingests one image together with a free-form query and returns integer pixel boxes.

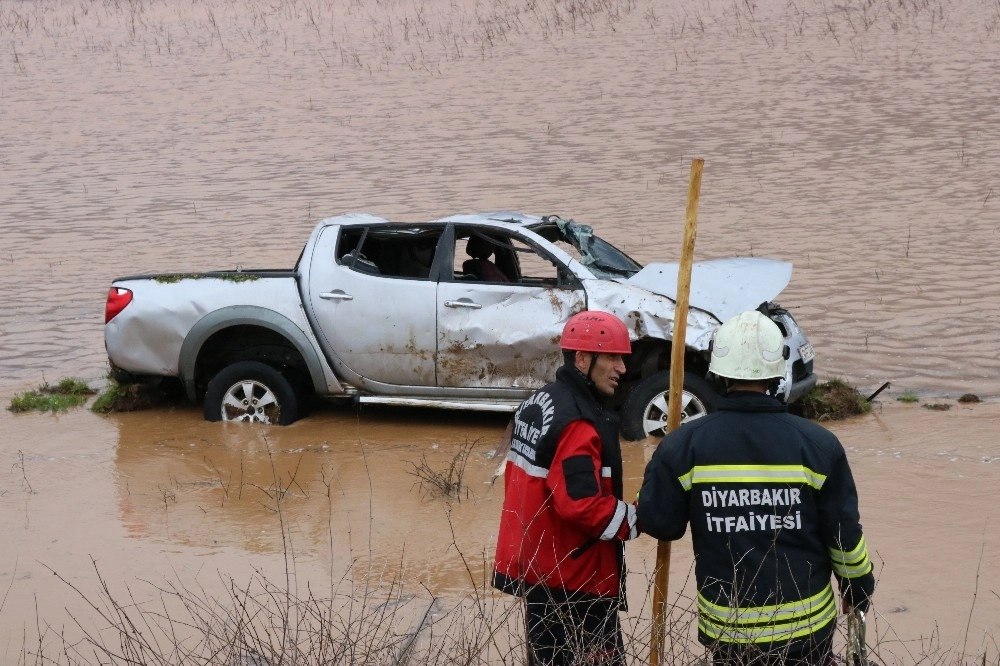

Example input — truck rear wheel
[621,370,717,441]
[204,361,300,425]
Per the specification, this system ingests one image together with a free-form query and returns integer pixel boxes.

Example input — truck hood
[625,258,793,323]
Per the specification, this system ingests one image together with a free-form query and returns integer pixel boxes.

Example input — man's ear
[574,350,591,374]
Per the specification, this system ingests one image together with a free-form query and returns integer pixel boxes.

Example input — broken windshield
[550,217,644,279]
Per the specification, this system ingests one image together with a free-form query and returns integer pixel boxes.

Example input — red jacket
[492,366,638,602]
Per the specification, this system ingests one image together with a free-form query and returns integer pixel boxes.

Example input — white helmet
[709,310,787,380]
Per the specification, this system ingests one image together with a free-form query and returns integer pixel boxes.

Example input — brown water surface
[2,0,999,662]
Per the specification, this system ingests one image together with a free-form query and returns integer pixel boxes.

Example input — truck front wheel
[621,370,717,441]
[204,361,300,425]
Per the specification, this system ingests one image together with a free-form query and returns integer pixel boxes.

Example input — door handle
[319,290,353,301]
[444,298,482,309]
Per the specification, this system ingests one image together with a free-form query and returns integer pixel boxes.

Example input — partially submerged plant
[897,390,920,403]
[795,378,872,421]
[8,377,96,413]
[407,439,478,501]
[91,376,181,413]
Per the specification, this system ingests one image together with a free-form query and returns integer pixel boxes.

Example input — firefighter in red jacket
[637,310,875,666]
[493,310,640,666]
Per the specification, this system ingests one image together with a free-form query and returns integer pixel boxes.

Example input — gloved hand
[841,583,872,613]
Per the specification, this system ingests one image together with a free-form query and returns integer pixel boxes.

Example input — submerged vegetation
[8,375,180,414]
[0,0,962,79]
[91,376,181,413]
[794,378,872,421]
[8,378,96,413]
[406,438,478,501]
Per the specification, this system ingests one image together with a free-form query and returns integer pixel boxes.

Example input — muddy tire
[621,370,717,441]
[203,361,299,425]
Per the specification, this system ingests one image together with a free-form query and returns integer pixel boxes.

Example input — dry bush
[406,438,478,501]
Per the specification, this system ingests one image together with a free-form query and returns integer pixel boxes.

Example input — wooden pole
[649,157,704,666]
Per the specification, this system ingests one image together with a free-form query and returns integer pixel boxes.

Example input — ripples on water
[1,0,998,397]
[2,2,1000,656]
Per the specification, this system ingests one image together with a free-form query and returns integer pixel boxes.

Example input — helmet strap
[586,352,599,384]
[569,351,603,397]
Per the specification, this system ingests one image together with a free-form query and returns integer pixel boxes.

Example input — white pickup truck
[103,212,817,440]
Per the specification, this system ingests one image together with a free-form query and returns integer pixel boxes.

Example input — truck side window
[341,249,380,275]
[337,229,381,275]
[391,240,437,279]
[338,228,440,280]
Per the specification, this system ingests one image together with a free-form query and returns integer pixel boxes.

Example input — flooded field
[2,0,999,662]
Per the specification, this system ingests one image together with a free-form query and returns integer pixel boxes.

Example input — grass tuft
[897,389,920,403]
[91,377,180,413]
[8,377,96,413]
[795,378,872,421]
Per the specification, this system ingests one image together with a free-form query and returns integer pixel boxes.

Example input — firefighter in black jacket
[637,310,875,666]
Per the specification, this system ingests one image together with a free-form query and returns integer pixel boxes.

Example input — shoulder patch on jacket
[562,455,598,499]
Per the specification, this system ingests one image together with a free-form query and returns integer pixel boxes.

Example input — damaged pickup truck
[103,212,817,440]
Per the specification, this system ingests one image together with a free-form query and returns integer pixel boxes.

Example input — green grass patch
[91,377,181,413]
[795,378,872,421]
[897,389,920,403]
[90,380,127,413]
[9,378,97,413]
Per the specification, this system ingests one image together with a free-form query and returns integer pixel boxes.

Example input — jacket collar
[717,390,788,413]
[555,363,605,408]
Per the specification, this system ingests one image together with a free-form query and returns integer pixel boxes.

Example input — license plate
[798,342,815,363]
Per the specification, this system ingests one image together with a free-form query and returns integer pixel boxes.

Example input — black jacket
[637,391,875,651]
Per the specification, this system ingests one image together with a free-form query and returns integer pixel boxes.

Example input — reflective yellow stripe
[829,535,873,578]
[678,464,827,491]
[698,585,836,643]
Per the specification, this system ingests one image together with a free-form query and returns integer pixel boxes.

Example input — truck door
[305,225,440,387]
[436,226,586,389]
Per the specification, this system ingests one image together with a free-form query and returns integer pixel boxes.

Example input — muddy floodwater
[2,0,1000,662]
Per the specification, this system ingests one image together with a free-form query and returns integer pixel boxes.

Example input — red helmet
[560,311,631,354]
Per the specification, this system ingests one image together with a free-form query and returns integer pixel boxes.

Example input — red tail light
[105,287,133,323]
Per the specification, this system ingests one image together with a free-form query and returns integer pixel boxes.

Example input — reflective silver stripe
[678,464,827,491]
[625,502,639,539]
[507,449,549,478]
[829,536,873,578]
[698,585,836,643]
[600,500,627,540]
[601,466,612,477]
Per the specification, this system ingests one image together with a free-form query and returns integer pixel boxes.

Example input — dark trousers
[524,587,625,666]
[710,632,834,666]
